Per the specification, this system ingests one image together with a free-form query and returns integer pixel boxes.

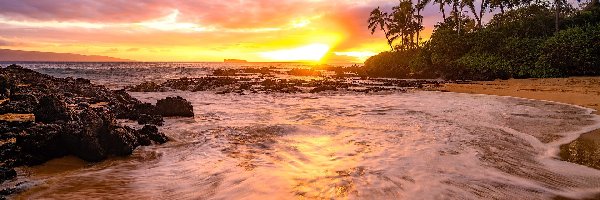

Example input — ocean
[6,62,600,199]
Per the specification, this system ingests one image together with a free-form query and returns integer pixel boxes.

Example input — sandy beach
[439,77,600,169]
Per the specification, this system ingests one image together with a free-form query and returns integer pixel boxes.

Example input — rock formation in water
[124,67,445,95]
[156,96,194,117]
[0,64,194,186]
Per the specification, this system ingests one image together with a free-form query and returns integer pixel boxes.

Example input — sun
[260,43,330,62]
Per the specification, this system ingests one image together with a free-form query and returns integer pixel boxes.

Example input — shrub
[454,53,512,80]
[536,24,600,76]
[364,50,418,78]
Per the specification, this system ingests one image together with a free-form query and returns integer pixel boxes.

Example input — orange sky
[0,0,442,63]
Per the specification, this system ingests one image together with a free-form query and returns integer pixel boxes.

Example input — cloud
[103,48,119,53]
[0,0,452,62]
[0,0,383,28]
[0,38,13,46]
[0,0,171,23]
[0,37,29,47]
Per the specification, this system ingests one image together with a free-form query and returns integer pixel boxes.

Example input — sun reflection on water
[262,134,363,199]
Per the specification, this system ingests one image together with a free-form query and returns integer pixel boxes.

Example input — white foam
[15,90,600,199]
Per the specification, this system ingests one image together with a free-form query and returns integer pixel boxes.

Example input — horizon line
[0,61,364,65]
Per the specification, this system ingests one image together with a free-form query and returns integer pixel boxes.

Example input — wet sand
[438,77,600,169]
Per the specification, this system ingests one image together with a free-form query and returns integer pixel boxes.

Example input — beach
[439,77,600,169]
[438,77,600,113]
[3,63,600,199]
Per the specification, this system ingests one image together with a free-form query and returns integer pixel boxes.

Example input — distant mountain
[0,49,134,62]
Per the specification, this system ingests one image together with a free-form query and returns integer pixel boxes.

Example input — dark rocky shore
[127,67,444,94]
[0,64,194,195]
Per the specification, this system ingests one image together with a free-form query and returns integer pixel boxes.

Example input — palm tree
[368,1,424,51]
[477,0,490,28]
[368,7,394,50]
[434,0,451,20]
[450,0,466,34]
[416,0,432,46]
[463,0,478,27]
[389,0,419,50]
[463,0,488,28]
[489,0,507,14]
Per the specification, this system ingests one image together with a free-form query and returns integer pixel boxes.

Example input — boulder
[156,96,194,117]
[60,108,167,162]
[137,114,164,126]
[0,142,22,168]
[75,78,91,84]
[17,124,67,165]
[0,75,12,98]
[0,94,38,114]
[0,167,16,183]
[62,109,110,162]
[5,64,23,69]
[101,125,140,156]
[137,125,169,146]
[34,95,73,123]
[133,103,158,117]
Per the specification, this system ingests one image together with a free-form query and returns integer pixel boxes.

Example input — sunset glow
[260,44,331,62]
[0,0,442,63]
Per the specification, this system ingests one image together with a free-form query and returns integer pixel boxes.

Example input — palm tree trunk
[469,5,481,29]
[441,4,447,20]
[383,29,394,51]
[416,11,421,47]
[478,0,486,28]
[453,3,460,35]
[555,0,560,32]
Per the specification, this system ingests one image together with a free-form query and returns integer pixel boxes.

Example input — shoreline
[437,77,600,170]
[3,64,600,198]
[0,65,196,196]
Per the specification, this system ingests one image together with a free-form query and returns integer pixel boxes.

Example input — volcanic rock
[137,125,168,146]
[34,95,73,123]
[156,96,194,117]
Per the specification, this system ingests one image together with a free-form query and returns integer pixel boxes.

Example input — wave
[13,91,600,199]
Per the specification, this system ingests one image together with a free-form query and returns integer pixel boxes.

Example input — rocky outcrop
[137,114,164,126]
[156,96,194,117]
[137,125,169,146]
[124,67,444,95]
[0,65,187,186]
[34,95,72,123]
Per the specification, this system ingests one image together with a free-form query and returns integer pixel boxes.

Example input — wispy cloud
[0,0,438,62]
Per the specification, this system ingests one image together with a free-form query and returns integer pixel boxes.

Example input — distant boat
[224,59,248,63]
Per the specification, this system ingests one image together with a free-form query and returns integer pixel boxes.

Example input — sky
[0,0,450,63]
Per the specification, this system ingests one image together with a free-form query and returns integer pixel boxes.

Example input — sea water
[6,62,600,199]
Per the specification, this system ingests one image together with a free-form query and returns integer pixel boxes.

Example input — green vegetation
[365,0,600,80]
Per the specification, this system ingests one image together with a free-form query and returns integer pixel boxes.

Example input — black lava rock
[137,114,164,126]
[0,65,172,181]
[34,95,73,123]
[137,125,169,146]
[156,96,194,117]
[17,124,68,165]
[0,167,16,183]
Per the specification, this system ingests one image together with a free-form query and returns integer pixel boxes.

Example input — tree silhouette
[368,0,423,51]
[368,7,394,50]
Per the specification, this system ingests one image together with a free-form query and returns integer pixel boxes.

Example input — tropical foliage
[365,0,600,80]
